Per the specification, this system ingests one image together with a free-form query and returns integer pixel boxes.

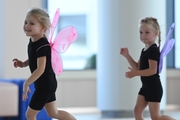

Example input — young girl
[13,8,76,120]
[120,17,175,120]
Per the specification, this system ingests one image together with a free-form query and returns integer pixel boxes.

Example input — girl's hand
[125,67,137,78]
[12,58,24,68]
[22,83,31,101]
[120,47,129,57]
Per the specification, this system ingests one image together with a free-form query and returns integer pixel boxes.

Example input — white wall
[56,69,180,108]
[1,0,98,78]
[0,0,179,108]
[56,70,97,107]
[1,0,42,79]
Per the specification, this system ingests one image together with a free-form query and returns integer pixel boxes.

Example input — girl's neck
[31,35,44,42]
[144,43,155,50]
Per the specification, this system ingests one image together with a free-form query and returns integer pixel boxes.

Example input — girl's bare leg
[148,102,176,120]
[134,95,148,120]
[26,107,39,120]
[44,101,76,120]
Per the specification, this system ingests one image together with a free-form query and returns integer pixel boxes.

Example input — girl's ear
[43,26,47,30]
[44,30,49,38]
[155,31,159,36]
[42,26,47,33]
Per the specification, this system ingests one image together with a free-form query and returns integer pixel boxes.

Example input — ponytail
[158,31,161,51]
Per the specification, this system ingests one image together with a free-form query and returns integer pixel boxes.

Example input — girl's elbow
[147,68,157,75]
[151,69,157,75]
[40,69,45,74]
[37,68,45,75]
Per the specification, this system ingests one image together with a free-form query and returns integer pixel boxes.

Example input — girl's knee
[151,117,159,120]
[150,114,160,120]
[47,112,57,118]
[134,106,144,119]
[134,106,141,115]
[25,107,39,120]
[26,111,36,120]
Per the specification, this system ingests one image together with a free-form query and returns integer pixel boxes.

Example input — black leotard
[28,37,57,110]
[138,44,163,102]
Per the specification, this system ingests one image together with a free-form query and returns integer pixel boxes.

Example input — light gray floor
[53,106,180,120]
[73,111,180,120]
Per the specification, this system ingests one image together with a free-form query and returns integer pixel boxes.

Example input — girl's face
[139,23,158,45]
[23,14,45,41]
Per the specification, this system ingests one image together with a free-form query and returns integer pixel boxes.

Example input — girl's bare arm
[24,56,46,86]
[136,59,157,76]
[125,54,139,70]
[23,59,29,67]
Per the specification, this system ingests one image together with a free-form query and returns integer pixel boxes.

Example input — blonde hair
[27,8,51,37]
[140,17,161,50]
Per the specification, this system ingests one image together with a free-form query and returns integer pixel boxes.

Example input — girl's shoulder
[149,44,160,54]
[145,44,158,51]
[150,44,159,50]
[35,37,50,48]
[150,43,158,48]
[38,37,49,44]
[141,44,159,54]
[31,37,50,51]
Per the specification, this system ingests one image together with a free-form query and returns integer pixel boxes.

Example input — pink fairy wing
[52,26,78,54]
[48,8,62,75]
[51,48,63,75]
[49,9,78,75]
[48,8,60,44]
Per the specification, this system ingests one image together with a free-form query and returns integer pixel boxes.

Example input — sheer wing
[159,39,175,73]
[48,8,60,44]
[159,23,175,73]
[51,48,63,75]
[52,26,78,54]
[49,8,78,75]
[161,39,175,57]
[160,23,175,54]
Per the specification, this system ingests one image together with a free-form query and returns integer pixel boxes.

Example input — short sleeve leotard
[28,37,57,110]
[138,44,163,102]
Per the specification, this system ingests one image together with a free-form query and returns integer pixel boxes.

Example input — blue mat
[0,79,51,120]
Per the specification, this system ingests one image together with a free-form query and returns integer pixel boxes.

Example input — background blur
[0,0,179,112]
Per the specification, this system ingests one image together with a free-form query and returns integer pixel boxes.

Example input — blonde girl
[13,8,76,120]
[120,17,175,120]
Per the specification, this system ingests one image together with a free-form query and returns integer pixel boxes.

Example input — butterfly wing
[160,23,175,54]
[159,23,175,73]
[159,56,163,74]
[48,8,60,44]
[49,9,78,75]
[161,39,175,57]
[48,8,62,75]
[159,39,175,73]
[51,48,63,75]
[50,26,78,75]
[52,26,78,54]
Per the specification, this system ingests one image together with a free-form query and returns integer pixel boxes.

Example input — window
[57,15,88,70]
[174,0,180,68]
[46,0,98,70]
[166,0,175,68]
[45,0,178,70]
[166,0,180,69]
